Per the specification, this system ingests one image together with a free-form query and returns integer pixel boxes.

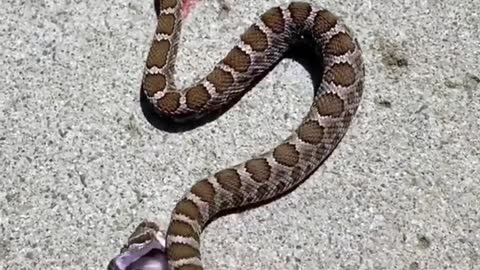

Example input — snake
[108,0,364,269]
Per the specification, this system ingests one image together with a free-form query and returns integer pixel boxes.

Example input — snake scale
[108,0,364,269]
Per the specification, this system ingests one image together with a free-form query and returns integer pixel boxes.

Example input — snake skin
[108,0,364,269]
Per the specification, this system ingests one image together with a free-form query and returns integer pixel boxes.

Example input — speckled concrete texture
[1,0,479,269]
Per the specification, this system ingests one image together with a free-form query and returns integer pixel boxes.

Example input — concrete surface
[1,0,479,269]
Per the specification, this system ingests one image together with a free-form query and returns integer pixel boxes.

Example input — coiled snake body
[109,0,364,269]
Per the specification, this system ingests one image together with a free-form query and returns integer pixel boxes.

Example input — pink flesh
[181,0,200,18]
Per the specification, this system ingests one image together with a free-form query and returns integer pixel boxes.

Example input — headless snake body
[109,0,364,269]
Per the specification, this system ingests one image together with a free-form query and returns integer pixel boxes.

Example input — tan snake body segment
[108,0,364,269]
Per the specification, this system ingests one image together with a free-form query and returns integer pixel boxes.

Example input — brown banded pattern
[108,1,364,270]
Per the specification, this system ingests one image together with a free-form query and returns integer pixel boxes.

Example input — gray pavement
[1,0,479,269]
